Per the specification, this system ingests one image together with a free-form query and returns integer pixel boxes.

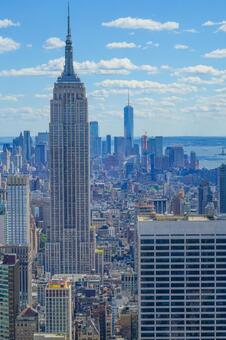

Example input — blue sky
[1,0,226,136]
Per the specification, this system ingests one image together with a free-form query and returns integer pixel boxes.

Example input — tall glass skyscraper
[124,93,134,157]
[46,7,91,274]
[218,164,226,214]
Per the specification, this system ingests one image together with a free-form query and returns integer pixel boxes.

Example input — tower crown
[57,3,80,83]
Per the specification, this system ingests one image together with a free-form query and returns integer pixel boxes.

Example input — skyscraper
[106,134,111,155]
[46,7,91,274]
[23,130,32,162]
[0,254,20,340]
[124,92,134,157]
[218,164,226,214]
[138,217,226,340]
[198,181,212,215]
[45,280,72,340]
[90,121,101,158]
[6,175,30,246]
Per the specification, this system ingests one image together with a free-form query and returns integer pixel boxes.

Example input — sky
[1,0,226,136]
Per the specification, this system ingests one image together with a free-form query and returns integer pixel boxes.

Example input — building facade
[6,175,30,246]
[45,280,72,340]
[124,97,134,157]
[46,8,91,274]
[0,254,20,340]
[138,217,226,340]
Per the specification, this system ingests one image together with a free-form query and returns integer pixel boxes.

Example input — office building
[23,130,32,162]
[106,134,111,155]
[90,121,100,158]
[15,306,38,340]
[6,175,30,246]
[138,216,226,340]
[45,280,73,340]
[0,188,6,243]
[0,254,20,340]
[198,181,212,215]
[218,164,226,214]
[0,244,32,308]
[124,97,134,157]
[46,8,91,274]
[114,137,125,160]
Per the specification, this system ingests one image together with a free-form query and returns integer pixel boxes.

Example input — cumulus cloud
[202,20,217,27]
[43,37,65,49]
[174,44,189,50]
[102,17,179,31]
[0,93,23,102]
[0,36,20,53]
[175,64,221,75]
[0,106,49,120]
[0,19,20,28]
[204,48,226,58]
[97,79,197,94]
[0,57,158,76]
[106,41,138,49]
[145,41,159,48]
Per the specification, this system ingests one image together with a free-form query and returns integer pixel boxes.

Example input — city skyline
[1,0,226,136]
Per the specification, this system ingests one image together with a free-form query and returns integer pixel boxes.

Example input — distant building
[114,137,125,160]
[15,306,38,340]
[218,164,226,214]
[106,135,112,155]
[198,181,212,214]
[0,188,6,243]
[90,121,100,158]
[23,130,32,162]
[0,254,20,340]
[45,280,73,340]
[6,175,30,246]
[165,145,184,168]
[124,95,134,157]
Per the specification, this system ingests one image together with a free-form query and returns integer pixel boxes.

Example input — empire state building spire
[58,3,79,83]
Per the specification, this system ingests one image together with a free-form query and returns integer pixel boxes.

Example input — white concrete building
[45,280,72,340]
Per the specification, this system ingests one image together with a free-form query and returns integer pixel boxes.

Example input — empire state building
[46,7,91,274]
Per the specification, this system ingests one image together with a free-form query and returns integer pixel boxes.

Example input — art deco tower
[46,7,91,274]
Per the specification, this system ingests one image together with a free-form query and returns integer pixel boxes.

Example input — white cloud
[202,20,218,27]
[43,37,65,49]
[146,41,159,48]
[175,64,221,75]
[0,19,20,28]
[0,57,158,76]
[174,44,189,50]
[184,28,198,33]
[0,106,49,120]
[102,17,179,31]
[97,79,197,94]
[0,93,23,102]
[106,41,138,49]
[218,23,226,32]
[0,36,20,53]
[204,48,226,58]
